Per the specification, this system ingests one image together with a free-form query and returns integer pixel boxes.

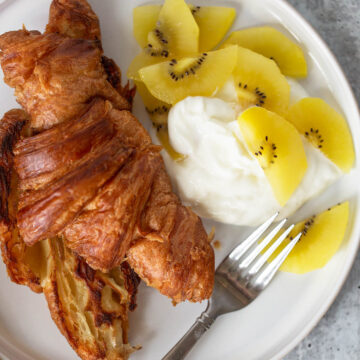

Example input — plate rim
[268,0,360,359]
[0,0,359,359]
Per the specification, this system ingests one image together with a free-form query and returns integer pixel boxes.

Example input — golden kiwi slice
[145,0,199,58]
[128,0,199,81]
[238,106,307,206]
[139,46,238,105]
[133,5,161,48]
[190,5,236,51]
[233,47,290,115]
[223,26,307,77]
[132,3,236,52]
[135,81,171,126]
[287,97,355,173]
[266,202,349,274]
[157,126,186,162]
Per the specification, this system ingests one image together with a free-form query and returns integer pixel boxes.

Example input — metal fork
[162,214,302,360]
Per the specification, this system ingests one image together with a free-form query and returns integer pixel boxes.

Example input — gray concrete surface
[284,2,360,359]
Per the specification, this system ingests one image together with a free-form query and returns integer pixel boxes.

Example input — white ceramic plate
[0,0,359,359]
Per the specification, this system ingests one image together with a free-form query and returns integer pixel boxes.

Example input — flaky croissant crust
[0,1,215,359]
[0,0,214,305]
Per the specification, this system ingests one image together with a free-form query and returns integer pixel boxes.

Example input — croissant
[0,108,140,359]
[0,0,214,358]
[0,0,214,303]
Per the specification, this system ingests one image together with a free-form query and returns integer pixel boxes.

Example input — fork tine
[252,232,302,289]
[239,218,287,268]
[229,212,278,261]
[247,224,294,275]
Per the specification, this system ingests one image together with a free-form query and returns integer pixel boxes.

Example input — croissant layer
[0,0,214,334]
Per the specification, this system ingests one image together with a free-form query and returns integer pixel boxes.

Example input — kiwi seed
[301,215,316,237]
[155,124,164,131]
[146,105,170,116]
[304,128,324,149]
[147,105,170,129]
[238,83,268,107]
[154,123,169,132]
[146,29,170,58]
[254,136,278,167]
[191,6,201,15]
[269,56,280,68]
[168,53,208,81]
[287,215,316,242]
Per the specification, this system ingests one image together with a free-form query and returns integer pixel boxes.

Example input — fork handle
[162,310,216,360]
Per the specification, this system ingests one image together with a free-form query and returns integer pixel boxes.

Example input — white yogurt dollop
[164,96,341,226]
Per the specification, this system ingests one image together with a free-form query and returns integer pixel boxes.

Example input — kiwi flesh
[238,107,307,206]
[132,3,236,52]
[253,135,279,168]
[189,5,236,51]
[146,29,171,58]
[265,202,349,274]
[145,0,199,58]
[139,46,238,105]
[191,5,201,15]
[223,26,307,78]
[133,5,161,48]
[135,81,170,126]
[287,97,355,173]
[127,52,166,81]
[232,47,290,115]
[157,125,186,161]
[237,83,268,108]
[128,0,199,81]
[168,53,208,81]
[147,105,170,127]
